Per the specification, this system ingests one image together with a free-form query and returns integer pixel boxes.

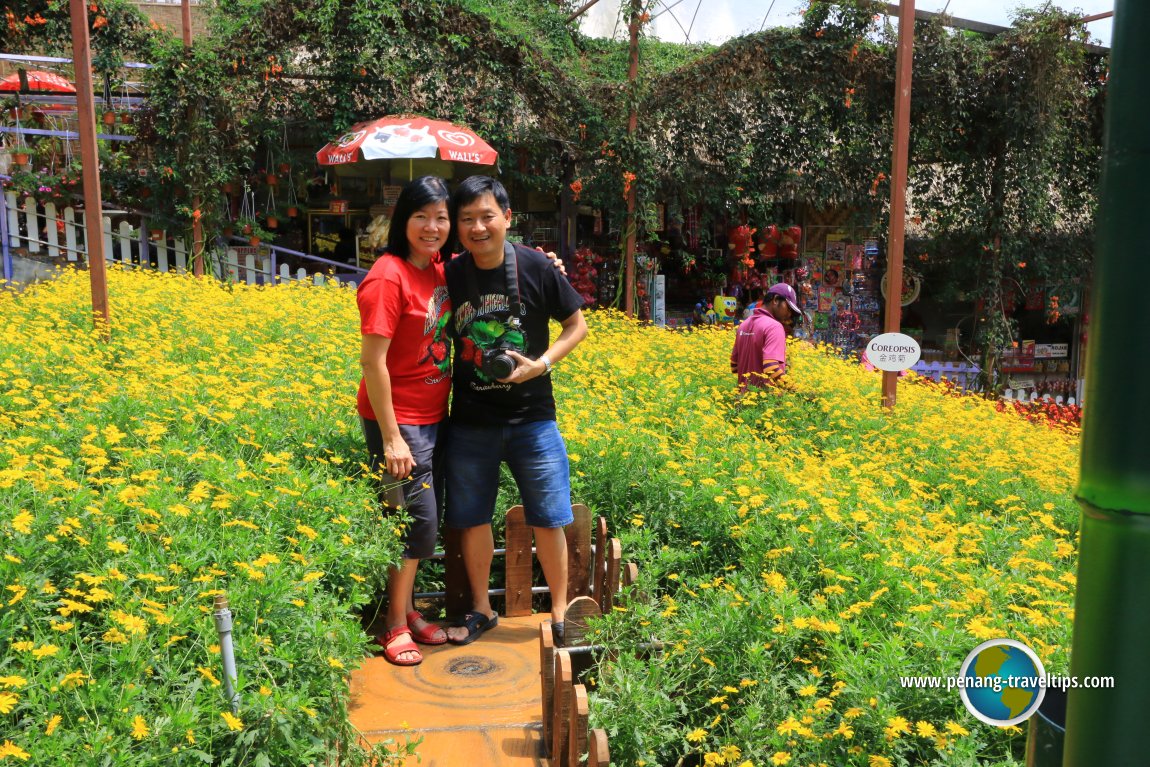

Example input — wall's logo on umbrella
[437,130,475,147]
[336,130,366,148]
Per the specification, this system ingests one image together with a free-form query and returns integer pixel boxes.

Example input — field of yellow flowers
[1,268,1079,766]
[558,313,1079,766]
[0,269,404,765]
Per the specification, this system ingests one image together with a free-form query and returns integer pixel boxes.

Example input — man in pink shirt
[731,282,803,390]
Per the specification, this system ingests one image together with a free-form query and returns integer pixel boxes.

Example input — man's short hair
[453,175,511,214]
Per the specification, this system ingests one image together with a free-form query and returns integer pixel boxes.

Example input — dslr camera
[480,334,525,379]
[478,317,526,379]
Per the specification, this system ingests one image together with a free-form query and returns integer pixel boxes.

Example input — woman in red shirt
[357,176,454,666]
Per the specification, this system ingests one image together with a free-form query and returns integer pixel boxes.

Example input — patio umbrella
[316,115,498,169]
[0,70,76,94]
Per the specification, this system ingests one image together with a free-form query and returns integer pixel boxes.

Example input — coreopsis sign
[866,333,921,372]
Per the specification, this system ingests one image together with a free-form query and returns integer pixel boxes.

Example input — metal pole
[182,0,204,278]
[68,0,110,334]
[1063,0,1150,763]
[623,0,640,317]
[882,0,915,408]
[1,189,12,283]
[212,594,240,713]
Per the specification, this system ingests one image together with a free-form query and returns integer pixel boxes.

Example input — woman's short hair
[385,176,451,259]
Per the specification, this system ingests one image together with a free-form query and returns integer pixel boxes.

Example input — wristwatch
[540,353,553,375]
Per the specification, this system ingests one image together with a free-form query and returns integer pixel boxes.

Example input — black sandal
[448,611,498,646]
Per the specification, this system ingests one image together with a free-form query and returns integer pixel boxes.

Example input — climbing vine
[3,0,1104,325]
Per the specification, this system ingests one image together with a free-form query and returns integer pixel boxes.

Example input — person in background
[731,282,803,390]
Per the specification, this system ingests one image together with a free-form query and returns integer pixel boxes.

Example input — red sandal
[406,610,447,645]
[378,626,422,666]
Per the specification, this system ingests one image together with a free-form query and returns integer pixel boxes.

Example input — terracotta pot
[242,223,253,235]
[12,152,31,166]
[248,236,261,247]
[149,229,164,241]
[286,206,299,218]
[222,225,234,237]
[9,107,24,120]
[265,173,279,186]
[265,216,278,229]
[119,112,132,125]
[103,111,116,126]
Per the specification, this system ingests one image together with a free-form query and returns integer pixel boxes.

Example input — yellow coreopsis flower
[0,740,31,761]
[220,711,243,731]
[10,510,33,534]
[884,716,910,739]
[131,715,150,740]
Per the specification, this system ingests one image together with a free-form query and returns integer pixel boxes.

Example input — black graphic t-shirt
[445,243,585,426]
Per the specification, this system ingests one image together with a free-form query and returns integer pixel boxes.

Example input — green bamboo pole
[1063,1,1150,763]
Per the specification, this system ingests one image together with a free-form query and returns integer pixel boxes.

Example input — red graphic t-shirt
[356,255,452,424]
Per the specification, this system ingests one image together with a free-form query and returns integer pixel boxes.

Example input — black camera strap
[464,241,524,326]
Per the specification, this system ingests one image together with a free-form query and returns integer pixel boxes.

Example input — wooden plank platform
[351,613,550,766]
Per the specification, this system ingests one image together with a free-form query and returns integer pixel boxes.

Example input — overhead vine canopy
[3,0,1105,328]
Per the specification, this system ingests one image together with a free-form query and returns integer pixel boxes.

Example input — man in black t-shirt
[443,176,587,647]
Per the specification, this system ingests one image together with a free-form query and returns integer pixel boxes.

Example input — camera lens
[488,353,517,379]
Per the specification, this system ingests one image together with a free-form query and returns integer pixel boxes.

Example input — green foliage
[3,0,1104,333]
[557,311,1079,766]
[1,0,157,73]
[135,37,262,241]
[0,268,406,765]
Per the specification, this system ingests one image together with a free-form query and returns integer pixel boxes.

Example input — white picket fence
[4,192,354,288]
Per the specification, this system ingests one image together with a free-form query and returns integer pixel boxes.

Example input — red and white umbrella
[0,70,76,94]
[316,115,498,167]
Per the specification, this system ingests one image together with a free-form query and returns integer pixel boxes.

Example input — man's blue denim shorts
[445,420,574,530]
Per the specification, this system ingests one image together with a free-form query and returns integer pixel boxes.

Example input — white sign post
[866,332,922,372]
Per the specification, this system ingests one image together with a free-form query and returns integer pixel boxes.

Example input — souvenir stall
[790,224,883,350]
[996,280,1086,403]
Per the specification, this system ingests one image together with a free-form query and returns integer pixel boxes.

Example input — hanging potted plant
[235,217,271,246]
[102,110,117,126]
[12,149,32,166]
